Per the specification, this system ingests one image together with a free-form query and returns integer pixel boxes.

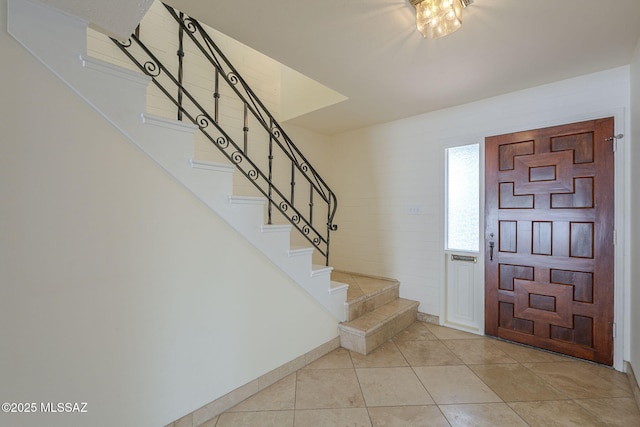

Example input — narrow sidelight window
[446,144,480,252]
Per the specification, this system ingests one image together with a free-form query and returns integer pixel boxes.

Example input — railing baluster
[326,201,331,266]
[290,162,295,207]
[243,103,248,154]
[309,185,314,226]
[177,12,184,121]
[213,69,220,123]
[268,118,274,225]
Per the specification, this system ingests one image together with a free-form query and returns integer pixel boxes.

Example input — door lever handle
[489,233,495,262]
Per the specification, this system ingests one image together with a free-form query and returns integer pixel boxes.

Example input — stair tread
[261,224,292,232]
[332,271,400,304]
[228,195,266,204]
[141,113,198,132]
[331,280,349,290]
[288,245,313,253]
[311,264,333,277]
[339,298,419,335]
[346,281,399,305]
[189,159,236,173]
[288,247,314,258]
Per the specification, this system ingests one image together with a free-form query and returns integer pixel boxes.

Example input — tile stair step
[339,298,419,355]
[346,280,399,321]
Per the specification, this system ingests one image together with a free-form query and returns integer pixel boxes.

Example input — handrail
[111,3,337,264]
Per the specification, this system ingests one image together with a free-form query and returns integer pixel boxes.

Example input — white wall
[630,38,640,374]
[0,3,338,425]
[328,67,631,321]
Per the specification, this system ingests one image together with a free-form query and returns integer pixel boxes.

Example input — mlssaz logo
[40,402,88,413]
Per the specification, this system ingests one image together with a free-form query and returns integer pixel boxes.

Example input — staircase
[333,271,419,355]
[7,0,348,320]
[7,0,424,339]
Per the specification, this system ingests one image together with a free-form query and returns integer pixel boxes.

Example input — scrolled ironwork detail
[216,136,229,149]
[195,114,211,129]
[231,151,244,165]
[247,169,259,181]
[183,17,198,33]
[227,71,239,85]
[142,60,161,77]
[279,201,289,212]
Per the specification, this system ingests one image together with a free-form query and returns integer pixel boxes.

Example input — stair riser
[183,169,233,209]
[339,303,418,355]
[347,285,399,321]
[284,257,314,278]
[225,205,266,235]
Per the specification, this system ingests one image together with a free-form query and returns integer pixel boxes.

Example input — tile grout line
[347,348,375,426]
[414,327,535,426]
[413,333,454,426]
[292,371,298,427]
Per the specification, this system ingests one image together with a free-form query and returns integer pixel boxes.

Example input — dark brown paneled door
[484,117,615,365]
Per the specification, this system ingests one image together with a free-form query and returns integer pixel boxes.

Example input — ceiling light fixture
[410,0,472,39]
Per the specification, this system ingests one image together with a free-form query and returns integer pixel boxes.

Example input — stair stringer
[7,0,347,321]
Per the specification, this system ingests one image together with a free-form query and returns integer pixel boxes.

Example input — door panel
[484,118,614,365]
[446,253,481,331]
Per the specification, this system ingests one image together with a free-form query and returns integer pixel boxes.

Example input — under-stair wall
[0,0,342,426]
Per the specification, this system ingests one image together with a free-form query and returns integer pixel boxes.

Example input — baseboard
[625,361,640,411]
[417,311,439,325]
[166,337,341,427]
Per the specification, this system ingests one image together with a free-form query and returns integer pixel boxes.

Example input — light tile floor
[205,322,640,427]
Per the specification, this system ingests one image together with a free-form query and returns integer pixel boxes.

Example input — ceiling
[164,1,640,135]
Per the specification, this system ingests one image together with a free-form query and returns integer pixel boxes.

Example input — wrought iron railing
[111,4,337,264]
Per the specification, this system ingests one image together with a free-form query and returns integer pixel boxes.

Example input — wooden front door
[484,118,615,365]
